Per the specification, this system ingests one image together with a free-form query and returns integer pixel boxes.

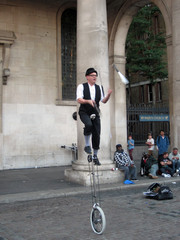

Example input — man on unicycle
[76,68,112,165]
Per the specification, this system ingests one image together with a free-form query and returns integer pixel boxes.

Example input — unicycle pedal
[88,154,93,162]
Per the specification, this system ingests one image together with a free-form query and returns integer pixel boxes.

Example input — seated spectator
[169,147,180,175]
[140,153,158,178]
[147,154,159,179]
[159,152,174,177]
[114,144,137,181]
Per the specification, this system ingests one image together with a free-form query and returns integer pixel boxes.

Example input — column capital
[110,55,126,64]
[0,30,16,45]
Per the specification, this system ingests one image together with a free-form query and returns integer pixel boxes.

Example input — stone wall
[0,0,77,169]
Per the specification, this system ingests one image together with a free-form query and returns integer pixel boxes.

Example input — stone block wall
[0,0,77,169]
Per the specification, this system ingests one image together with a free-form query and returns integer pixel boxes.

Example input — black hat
[85,68,98,76]
[116,144,122,149]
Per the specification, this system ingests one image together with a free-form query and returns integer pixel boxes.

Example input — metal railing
[127,104,170,145]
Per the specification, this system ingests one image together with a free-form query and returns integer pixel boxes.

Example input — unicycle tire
[90,205,106,234]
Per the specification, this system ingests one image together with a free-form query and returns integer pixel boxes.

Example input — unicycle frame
[88,155,106,234]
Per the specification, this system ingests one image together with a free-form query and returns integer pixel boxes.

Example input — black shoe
[93,155,101,166]
[84,146,92,154]
[131,178,139,181]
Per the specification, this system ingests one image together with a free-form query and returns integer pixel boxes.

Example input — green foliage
[126,4,168,83]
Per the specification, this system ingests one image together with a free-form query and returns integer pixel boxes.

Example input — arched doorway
[108,0,173,151]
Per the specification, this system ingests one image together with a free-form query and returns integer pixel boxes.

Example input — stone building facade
[0,0,179,185]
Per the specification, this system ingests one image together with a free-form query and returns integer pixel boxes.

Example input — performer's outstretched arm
[102,89,112,103]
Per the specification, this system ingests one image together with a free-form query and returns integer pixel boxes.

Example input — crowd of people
[114,130,180,184]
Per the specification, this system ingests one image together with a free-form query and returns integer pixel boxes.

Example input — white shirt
[76,83,104,102]
[147,138,154,150]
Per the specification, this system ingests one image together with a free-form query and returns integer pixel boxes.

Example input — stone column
[65,0,123,185]
[171,0,180,148]
[0,46,3,169]
[113,56,127,148]
[166,34,173,147]
[0,31,16,169]
[112,13,131,151]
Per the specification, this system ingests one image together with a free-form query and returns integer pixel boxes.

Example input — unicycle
[88,154,106,235]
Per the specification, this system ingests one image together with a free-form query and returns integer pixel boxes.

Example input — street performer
[76,68,112,165]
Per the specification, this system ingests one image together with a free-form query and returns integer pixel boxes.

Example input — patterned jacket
[114,150,133,167]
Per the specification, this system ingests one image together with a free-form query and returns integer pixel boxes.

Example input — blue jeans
[160,166,174,176]
[172,160,180,172]
[119,165,137,180]
[149,164,158,176]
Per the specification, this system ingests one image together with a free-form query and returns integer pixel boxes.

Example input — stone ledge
[64,167,124,186]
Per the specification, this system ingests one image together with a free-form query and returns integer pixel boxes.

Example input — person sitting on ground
[159,152,174,177]
[114,144,137,181]
[168,147,180,175]
[140,153,158,179]
[146,154,159,179]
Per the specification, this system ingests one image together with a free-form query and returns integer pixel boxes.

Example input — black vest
[79,83,101,115]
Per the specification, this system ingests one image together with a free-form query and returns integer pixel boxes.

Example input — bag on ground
[143,182,173,200]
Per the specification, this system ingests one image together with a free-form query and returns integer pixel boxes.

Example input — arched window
[61,9,77,100]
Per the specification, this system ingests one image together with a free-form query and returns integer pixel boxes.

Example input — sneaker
[84,146,92,154]
[173,172,179,177]
[131,178,139,181]
[162,173,169,177]
[174,169,180,177]
[151,176,158,179]
[124,180,135,184]
[93,155,101,166]
[148,173,153,179]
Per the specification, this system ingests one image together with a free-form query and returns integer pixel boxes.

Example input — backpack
[143,183,173,200]
[140,153,151,176]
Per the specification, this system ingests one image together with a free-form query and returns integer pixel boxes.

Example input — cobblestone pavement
[0,185,179,240]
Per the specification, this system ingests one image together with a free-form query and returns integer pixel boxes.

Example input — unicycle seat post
[87,154,106,235]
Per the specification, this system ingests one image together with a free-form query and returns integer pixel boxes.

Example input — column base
[0,134,3,170]
[64,160,124,186]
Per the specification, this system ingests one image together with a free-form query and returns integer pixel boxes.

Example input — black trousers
[79,111,101,150]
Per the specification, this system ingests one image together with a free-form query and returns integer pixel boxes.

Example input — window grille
[148,84,153,102]
[61,9,77,100]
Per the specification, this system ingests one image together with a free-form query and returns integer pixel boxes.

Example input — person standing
[127,135,134,161]
[156,130,169,159]
[76,68,112,165]
[145,133,154,155]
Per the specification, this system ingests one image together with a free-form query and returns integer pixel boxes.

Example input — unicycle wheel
[90,205,106,234]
